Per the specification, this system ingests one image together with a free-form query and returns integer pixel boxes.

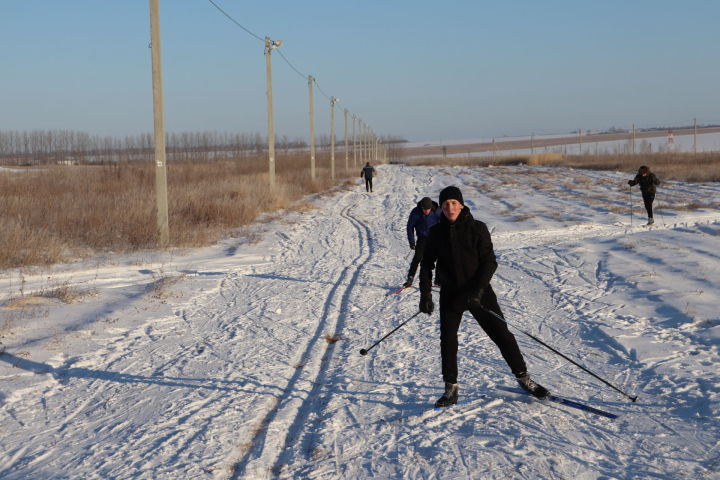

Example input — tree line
[0,129,340,165]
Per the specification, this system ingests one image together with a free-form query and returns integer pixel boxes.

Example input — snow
[1,165,719,479]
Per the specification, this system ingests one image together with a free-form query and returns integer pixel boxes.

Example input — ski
[499,386,618,419]
[387,286,411,295]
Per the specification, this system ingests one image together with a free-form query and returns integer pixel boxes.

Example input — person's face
[442,199,463,222]
[422,208,431,215]
[641,171,648,176]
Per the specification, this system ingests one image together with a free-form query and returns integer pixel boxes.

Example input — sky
[2,0,720,142]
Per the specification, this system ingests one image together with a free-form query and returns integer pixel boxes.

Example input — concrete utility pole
[265,36,282,190]
[694,117,697,154]
[363,123,368,163]
[492,138,496,162]
[330,96,338,180]
[308,75,316,181]
[374,133,378,163]
[344,109,349,171]
[631,124,635,155]
[578,129,582,155]
[148,0,169,247]
[352,115,357,167]
[530,133,534,154]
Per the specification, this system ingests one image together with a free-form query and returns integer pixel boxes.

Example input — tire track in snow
[229,203,375,479]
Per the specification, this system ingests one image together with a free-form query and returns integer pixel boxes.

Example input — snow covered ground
[1,165,719,479]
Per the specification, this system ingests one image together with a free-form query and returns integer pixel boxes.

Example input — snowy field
[1,165,719,479]
[404,131,720,159]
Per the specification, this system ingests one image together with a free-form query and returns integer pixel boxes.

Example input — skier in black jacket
[360,162,376,192]
[628,165,660,225]
[419,186,548,407]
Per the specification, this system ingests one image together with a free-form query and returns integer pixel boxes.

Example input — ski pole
[480,306,638,402]
[629,185,633,227]
[359,311,421,356]
[656,190,666,226]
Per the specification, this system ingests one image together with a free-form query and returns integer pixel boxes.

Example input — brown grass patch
[0,152,358,269]
[535,152,720,183]
[401,152,720,184]
[324,333,341,344]
[4,296,59,308]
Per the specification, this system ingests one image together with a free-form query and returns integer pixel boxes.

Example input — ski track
[1,165,719,479]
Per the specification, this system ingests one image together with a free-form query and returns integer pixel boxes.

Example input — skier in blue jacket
[403,197,442,287]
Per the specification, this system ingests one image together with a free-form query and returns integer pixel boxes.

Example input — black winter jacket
[419,207,497,299]
[629,172,660,195]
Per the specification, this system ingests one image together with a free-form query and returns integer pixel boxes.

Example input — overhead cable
[206,0,264,42]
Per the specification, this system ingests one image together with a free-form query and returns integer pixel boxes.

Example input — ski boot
[403,275,414,288]
[516,373,549,399]
[647,217,654,225]
[435,382,459,408]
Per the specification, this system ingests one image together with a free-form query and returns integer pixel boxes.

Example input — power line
[276,49,306,80]
[204,0,370,133]
[313,78,332,101]
[206,0,264,42]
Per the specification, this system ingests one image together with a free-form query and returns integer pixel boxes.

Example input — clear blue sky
[2,1,719,142]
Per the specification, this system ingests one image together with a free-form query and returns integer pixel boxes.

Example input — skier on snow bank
[419,186,549,407]
[628,165,660,225]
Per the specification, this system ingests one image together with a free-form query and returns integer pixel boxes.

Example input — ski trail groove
[229,204,374,479]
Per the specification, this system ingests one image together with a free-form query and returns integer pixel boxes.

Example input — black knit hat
[420,197,433,209]
[439,186,463,206]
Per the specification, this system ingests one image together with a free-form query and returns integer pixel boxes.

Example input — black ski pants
[439,288,527,384]
[365,178,373,192]
[642,192,655,218]
[407,236,427,279]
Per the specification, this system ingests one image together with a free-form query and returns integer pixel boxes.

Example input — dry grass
[40,281,96,304]
[402,152,720,183]
[324,333,341,344]
[524,152,720,183]
[0,152,359,269]
[403,154,528,168]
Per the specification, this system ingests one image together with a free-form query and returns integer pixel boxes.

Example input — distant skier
[419,186,549,408]
[403,197,442,288]
[628,165,660,225]
[360,162,376,192]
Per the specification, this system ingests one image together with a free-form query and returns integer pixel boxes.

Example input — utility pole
[360,122,365,164]
[492,137,496,162]
[578,128,582,154]
[149,0,169,247]
[344,109,349,172]
[530,133,534,154]
[330,96,338,180]
[631,124,635,155]
[308,75,316,181]
[374,133,378,163]
[265,36,282,190]
[364,123,368,163]
[694,117,697,154]
[352,115,357,167]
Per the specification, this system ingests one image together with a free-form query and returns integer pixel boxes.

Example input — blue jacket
[406,200,441,245]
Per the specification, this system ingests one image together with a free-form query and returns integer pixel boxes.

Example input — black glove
[409,242,416,250]
[467,288,484,310]
[627,180,634,186]
[419,295,434,315]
